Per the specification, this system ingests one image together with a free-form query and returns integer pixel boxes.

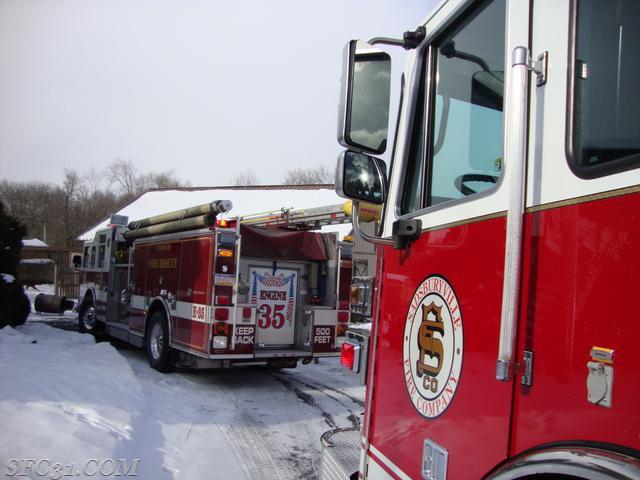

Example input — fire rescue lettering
[403,275,464,419]
[148,257,178,269]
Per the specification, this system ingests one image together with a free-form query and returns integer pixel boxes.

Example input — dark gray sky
[0,0,436,186]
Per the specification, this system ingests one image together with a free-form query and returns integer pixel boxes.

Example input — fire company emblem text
[403,275,463,418]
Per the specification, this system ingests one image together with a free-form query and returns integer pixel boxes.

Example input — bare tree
[106,159,189,199]
[63,169,81,248]
[81,167,106,197]
[282,165,334,185]
[231,169,258,186]
[140,170,190,190]
[106,159,139,199]
[0,180,65,247]
[1,162,190,250]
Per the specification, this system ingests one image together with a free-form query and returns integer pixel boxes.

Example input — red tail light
[339,300,349,310]
[214,308,229,321]
[340,342,356,370]
[216,294,231,305]
[338,311,349,323]
[242,307,252,319]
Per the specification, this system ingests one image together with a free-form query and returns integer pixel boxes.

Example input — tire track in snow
[220,412,288,480]
[301,379,365,409]
[118,352,360,480]
[267,372,360,430]
[202,372,315,480]
[275,371,365,409]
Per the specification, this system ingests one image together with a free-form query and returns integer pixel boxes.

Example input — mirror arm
[352,200,394,247]
[369,37,404,47]
[369,26,426,50]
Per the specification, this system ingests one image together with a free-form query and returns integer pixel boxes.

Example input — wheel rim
[82,306,96,331]
[150,322,164,360]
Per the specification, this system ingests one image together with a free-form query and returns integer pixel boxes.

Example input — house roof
[22,238,49,248]
[78,185,353,241]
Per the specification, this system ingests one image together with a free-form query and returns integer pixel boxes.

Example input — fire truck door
[364,1,530,478]
[108,265,129,325]
[249,266,298,347]
[509,0,640,456]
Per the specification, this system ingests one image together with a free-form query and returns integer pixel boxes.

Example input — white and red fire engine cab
[321,0,640,479]
[78,201,352,371]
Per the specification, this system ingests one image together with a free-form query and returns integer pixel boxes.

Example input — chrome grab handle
[496,46,531,382]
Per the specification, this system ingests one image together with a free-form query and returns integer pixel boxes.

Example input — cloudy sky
[0,0,437,187]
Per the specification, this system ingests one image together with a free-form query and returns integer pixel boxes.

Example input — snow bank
[0,297,365,479]
[0,324,144,469]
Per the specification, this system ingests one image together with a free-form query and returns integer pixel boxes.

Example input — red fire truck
[321,0,640,479]
[78,201,352,371]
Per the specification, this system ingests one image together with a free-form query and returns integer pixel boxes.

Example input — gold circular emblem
[403,275,463,418]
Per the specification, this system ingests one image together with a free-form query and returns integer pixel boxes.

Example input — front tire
[78,297,101,334]
[146,311,173,372]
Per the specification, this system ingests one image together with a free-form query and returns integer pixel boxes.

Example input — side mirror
[338,40,392,155]
[335,150,387,205]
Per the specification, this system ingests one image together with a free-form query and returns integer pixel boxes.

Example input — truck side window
[401,0,505,213]
[569,0,640,178]
[97,234,107,269]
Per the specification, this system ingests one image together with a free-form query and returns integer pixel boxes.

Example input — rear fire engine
[321,0,640,479]
[78,200,352,371]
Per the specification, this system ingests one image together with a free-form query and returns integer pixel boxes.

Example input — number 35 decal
[258,304,285,329]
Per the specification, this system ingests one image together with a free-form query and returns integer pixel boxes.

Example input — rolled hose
[127,199,233,230]
[123,212,218,240]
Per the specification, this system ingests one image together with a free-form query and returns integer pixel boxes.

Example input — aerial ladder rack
[238,203,352,230]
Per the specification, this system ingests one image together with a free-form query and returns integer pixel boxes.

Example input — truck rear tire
[146,311,173,372]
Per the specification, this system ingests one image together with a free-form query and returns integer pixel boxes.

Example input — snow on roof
[22,238,49,248]
[20,258,55,265]
[79,186,353,241]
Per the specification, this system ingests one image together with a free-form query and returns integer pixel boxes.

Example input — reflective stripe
[130,295,211,324]
[175,301,209,324]
[368,445,412,480]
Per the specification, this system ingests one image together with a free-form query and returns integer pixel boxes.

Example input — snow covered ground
[0,288,364,479]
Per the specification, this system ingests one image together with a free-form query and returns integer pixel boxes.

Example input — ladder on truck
[239,203,351,230]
